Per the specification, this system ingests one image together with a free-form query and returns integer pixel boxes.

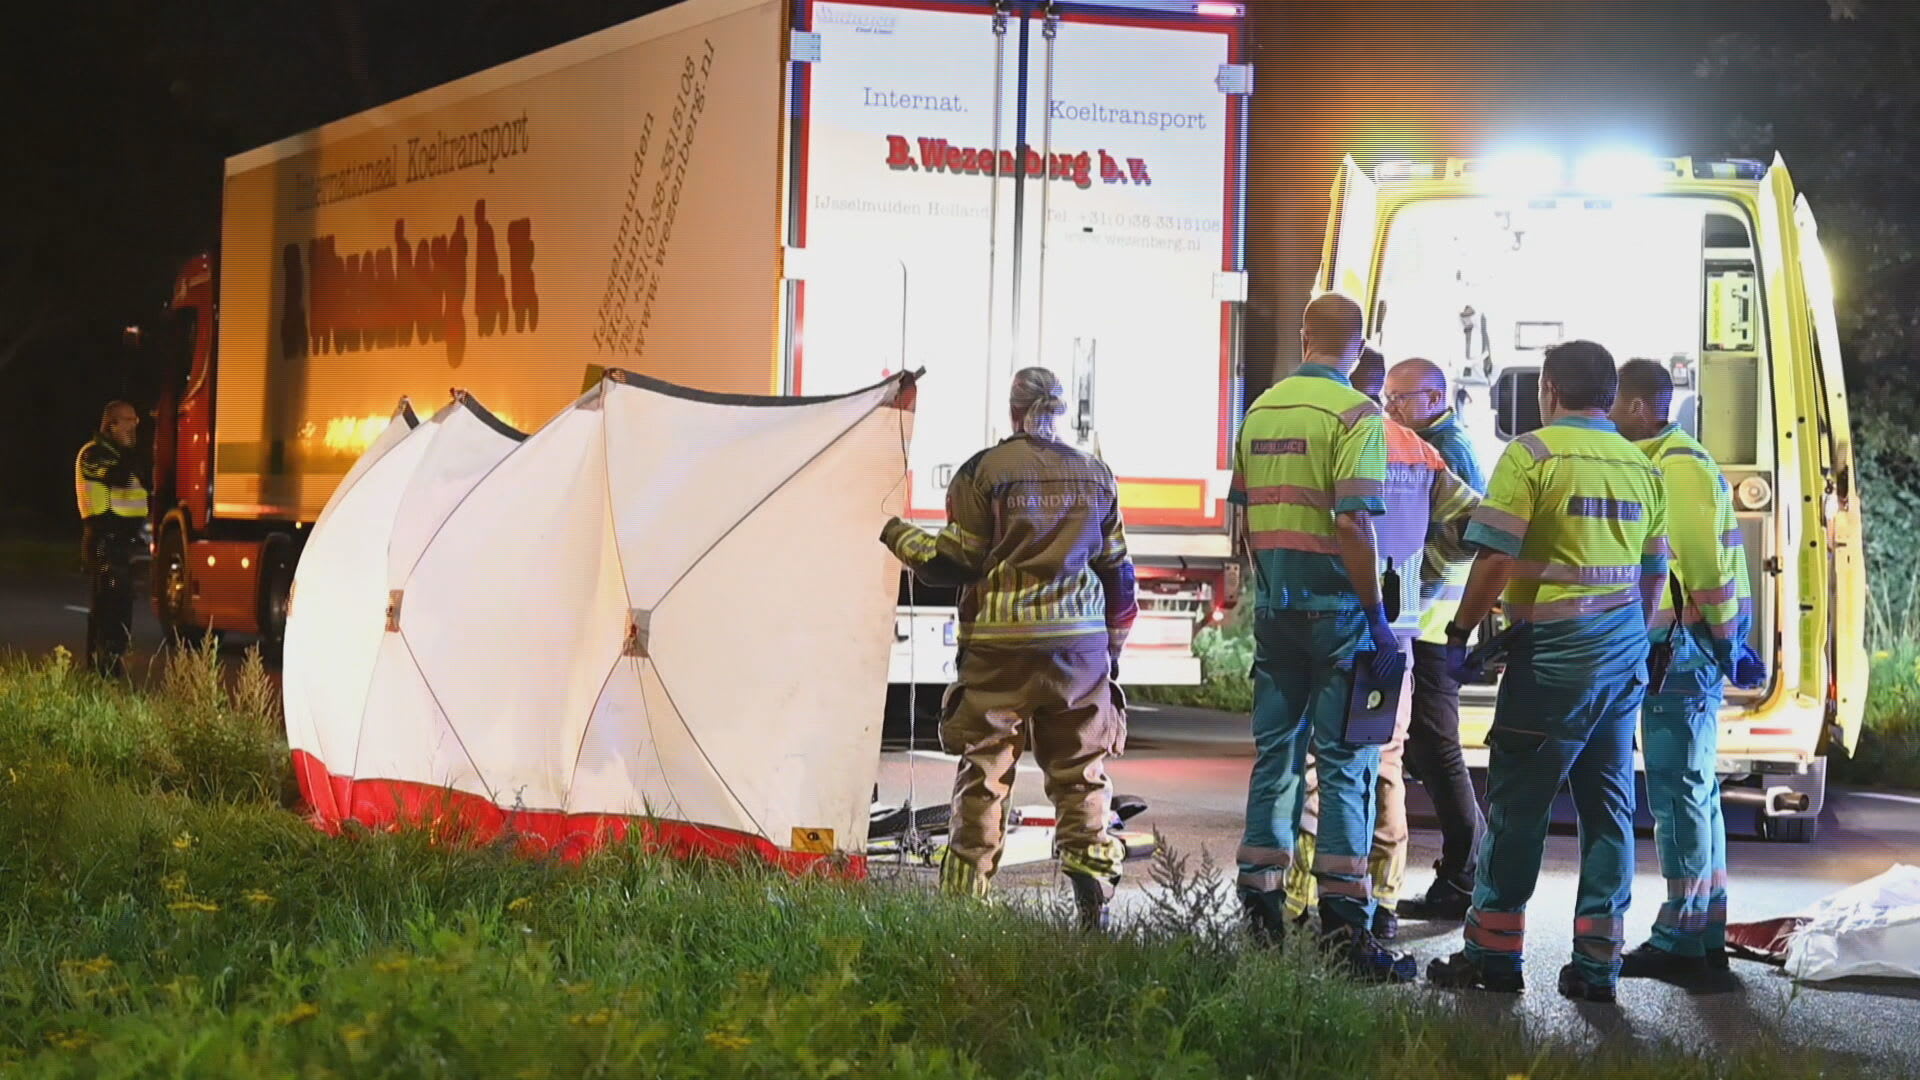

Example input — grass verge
[0,649,1873,1077]
[0,533,82,577]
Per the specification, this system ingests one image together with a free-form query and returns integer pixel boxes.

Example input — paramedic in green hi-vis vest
[1427,341,1669,1003]
[1611,358,1766,982]
[1230,293,1416,983]
[74,400,149,679]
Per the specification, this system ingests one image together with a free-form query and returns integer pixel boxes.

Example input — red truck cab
[148,251,300,649]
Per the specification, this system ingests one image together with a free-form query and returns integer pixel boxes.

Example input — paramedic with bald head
[1230,292,1413,982]
[878,366,1136,932]
[1283,348,1481,945]
[1382,357,1488,922]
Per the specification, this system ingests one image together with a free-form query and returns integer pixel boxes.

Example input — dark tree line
[0,0,1892,535]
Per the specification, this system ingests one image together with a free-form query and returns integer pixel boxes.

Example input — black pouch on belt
[1645,573,1688,696]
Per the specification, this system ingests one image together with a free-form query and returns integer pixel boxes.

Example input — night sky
[0,0,1861,528]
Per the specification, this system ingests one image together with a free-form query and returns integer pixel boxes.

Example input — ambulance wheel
[1757,814,1819,844]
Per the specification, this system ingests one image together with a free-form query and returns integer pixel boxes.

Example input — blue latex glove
[1444,638,1482,685]
[1730,642,1768,690]
[1363,604,1407,681]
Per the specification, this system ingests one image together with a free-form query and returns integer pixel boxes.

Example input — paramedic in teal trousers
[1426,340,1670,1003]
[1611,358,1766,980]
[1231,292,1414,983]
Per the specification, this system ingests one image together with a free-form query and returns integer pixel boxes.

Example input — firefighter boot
[1065,870,1115,933]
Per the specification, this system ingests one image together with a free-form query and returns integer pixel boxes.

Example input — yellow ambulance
[1315,150,1867,842]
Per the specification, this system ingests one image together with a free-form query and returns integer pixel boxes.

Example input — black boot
[1241,890,1289,947]
[1065,871,1115,933]
[1397,876,1473,921]
[1371,904,1399,942]
[1556,962,1616,1003]
[1426,950,1524,994]
[1324,922,1417,984]
[1619,941,1730,980]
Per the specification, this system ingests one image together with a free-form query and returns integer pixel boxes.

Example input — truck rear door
[1009,2,1247,535]
[791,0,1246,535]
[789,0,1011,521]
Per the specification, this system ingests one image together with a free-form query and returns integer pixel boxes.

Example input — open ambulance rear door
[1757,156,1868,759]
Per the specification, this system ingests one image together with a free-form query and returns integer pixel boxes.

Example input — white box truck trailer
[144,0,1250,691]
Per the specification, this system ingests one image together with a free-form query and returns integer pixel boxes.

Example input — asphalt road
[8,568,1919,1073]
[873,703,1920,1075]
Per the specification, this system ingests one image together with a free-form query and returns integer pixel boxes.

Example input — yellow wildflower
[171,831,195,852]
[46,1029,94,1052]
[242,890,276,906]
[168,898,221,914]
[1875,650,1891,660]
[570,1009,612,1027]
[340,1025,369,1045]
[507,896,533,913]
[160,871,189,895]
[704,1030,752,1051]
[277,1002,321,1026]
[60,955,114,978]
[373,957,412,974]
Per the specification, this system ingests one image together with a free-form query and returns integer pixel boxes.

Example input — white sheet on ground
[1784,863,1920,982]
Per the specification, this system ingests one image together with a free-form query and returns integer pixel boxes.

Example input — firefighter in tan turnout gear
[879,366,1138,929]
[75,400,149,678]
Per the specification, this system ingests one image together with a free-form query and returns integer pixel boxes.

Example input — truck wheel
[154,525,207,648]
[255,533,296,666]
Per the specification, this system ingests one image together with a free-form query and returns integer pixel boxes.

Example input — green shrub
[1130,603,1253,713]
[1834,641,1920,789]
[0,642,288,806]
